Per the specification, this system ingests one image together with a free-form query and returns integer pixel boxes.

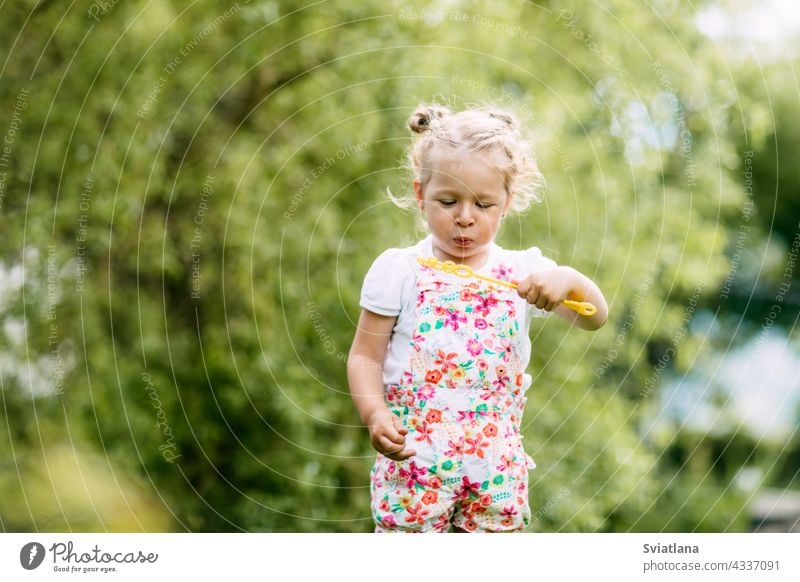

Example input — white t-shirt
[359,235,557,387]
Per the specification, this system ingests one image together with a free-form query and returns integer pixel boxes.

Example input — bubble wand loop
[417,256,597,317]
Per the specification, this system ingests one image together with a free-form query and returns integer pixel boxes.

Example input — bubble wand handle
[416,256,597,317]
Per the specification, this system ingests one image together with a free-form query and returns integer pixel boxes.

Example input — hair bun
[408,104,452,134]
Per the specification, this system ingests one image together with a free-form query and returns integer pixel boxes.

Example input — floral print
[370,254,534,532]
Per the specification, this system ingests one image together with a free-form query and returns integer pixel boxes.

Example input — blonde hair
[390,102,545,212]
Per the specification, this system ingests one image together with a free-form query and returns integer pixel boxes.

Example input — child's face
[414,150,512,268]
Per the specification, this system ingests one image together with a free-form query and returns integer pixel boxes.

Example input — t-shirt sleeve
[522,246,558,319]
[359,249,412,316]
[524,246,558,273]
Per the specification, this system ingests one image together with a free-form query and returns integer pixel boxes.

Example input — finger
[525,289,539,306]
[387,449,416,461]
[378,420,403,444]
[391,415,408,437]
[378,434,405,453]
[516,280,530,298]
[545,300,557,312]
[535,295,549,310]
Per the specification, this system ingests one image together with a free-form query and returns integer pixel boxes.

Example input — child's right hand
[365,408,416,461]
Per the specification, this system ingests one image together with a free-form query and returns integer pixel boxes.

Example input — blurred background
[0,0,798,532]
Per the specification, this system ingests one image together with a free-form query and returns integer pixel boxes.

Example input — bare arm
[347,309,416,460]
[516,266,608,330]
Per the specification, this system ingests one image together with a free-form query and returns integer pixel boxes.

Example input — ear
[413,180,424,210]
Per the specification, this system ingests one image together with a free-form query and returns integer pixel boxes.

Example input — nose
[454,203,475,227]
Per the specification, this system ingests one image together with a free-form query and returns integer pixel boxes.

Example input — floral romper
[370,251,535,532]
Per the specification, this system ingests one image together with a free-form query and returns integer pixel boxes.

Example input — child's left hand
[514,267,575,312]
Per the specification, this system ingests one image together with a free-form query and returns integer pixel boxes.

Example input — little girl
[348,103,608,533]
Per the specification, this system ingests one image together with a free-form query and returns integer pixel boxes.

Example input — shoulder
[360,241,422,316]
[366,243,420,275]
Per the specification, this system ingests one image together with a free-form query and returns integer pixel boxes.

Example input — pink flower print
[474,318,488,330]
[473,294,499,317]
[443,309,467,331]
[432,514,450,532]
[399,460,429,490]
[496,452,516,472]
[502,505,519,518]
[491,263,512,282]
[445,436,465,458]
[434,305,446,316]
[413,421,434,445]
[459,475,482,498]
[417,383,436,401]
[381,514,397,529]
[456,410,477,423]
[493,365,510,390]
[434,350,458,374]
[492,377,509,390]
[379,498,391,512]
[411,332,425,352]
[477,359,488,371]
[464,432,489,459]
[404,502,430,525]
[460,288,474,301]
[466,338,483,357]
[498,339,514,362]
[386,385,402,403]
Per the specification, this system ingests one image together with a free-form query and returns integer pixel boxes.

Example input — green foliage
[0,0,793,532]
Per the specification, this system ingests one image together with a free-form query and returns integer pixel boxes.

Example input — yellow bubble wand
[416,256,597,317]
